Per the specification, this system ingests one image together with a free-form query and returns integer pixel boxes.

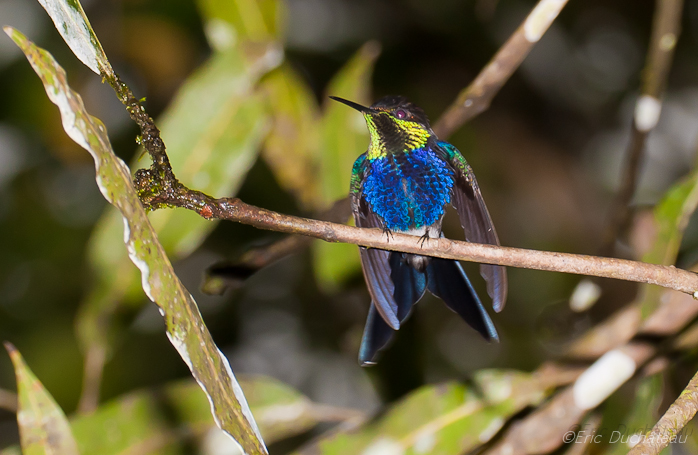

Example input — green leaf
[312,42,381,289]
[297,369,550,455]
[167,376,321,444]
[77,40,282,373]
[318,41,379,207]
[639,171,698,317]
[196,0,284,49]
[5,342,79,455]
[71,391,178,455]
[642,172,698,266]
[260,64,321,208]
[68,376,320,454]
[35,0,113,77]
[5,26,267,454]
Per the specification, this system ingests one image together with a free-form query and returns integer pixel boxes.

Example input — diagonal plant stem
[433,0,569,138]
[627,368,698,455]
[599,0,684,255]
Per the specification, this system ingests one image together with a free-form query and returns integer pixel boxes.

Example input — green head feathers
[330,95,433,160]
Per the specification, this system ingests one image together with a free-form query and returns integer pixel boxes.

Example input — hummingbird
[330,95,507,366]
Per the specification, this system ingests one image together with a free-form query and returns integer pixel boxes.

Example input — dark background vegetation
[2,0,698,451]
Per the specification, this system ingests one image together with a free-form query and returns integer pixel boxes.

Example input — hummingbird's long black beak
[329,96,373,113]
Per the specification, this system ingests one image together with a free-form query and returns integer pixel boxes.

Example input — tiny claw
[382,226,394,242]
[418,233,430,248]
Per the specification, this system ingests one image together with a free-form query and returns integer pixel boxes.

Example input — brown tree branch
[599,0,684,255]
[433,0,570,138]
[627,368,698,455]
[131,181,698,296]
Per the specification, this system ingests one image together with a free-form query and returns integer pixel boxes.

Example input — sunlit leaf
[5,342,79,455]
[77,40,282,377]
[5,26,267,454]
[312,42,381,289]
[260,64,321,208]
[71,392,177,455]
[197,0,284,49]
[36,0,113,77]
[297,369,550,455]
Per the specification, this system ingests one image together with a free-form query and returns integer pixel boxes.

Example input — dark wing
[436,141,508,312]
[350,154,400,329]
[354,195,400,329]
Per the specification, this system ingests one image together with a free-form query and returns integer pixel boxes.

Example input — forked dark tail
[359,254,498,366]
[426,258,498,341]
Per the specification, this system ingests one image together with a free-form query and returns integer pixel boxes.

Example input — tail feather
[360,254,497,366]
[360,252,427,365]
[359,304,395,366]
[389,253,427,322]
[426,258,498,341]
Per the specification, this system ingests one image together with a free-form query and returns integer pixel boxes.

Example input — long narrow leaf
[35,0,113,77]
[4,26,267,455]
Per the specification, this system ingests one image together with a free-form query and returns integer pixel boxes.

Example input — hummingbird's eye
[394,109,407,119]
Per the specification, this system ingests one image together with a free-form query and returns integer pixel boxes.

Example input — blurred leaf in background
[76,0,284,404]
[296,369,550,455]
[5,0,698,453]
[5,343,78,455]
[312,41,380,290]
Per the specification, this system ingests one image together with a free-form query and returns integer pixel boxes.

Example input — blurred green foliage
[4,0,698,453]
[5,343,78,455]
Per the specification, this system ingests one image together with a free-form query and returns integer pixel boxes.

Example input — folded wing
[437,141,508,312]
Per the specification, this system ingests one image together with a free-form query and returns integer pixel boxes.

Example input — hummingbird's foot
[382,226,394,242]
[418,233,430,248]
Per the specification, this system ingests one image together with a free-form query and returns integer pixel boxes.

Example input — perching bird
[330,95,507,366]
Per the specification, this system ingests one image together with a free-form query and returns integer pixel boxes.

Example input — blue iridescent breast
[362,147,454,232]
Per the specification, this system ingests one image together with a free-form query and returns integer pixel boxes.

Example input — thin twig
[433,0,569,138]
[627,368,698,455]
[599,0,684,255]
[131,183,698,296]
[202,197,351,295]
